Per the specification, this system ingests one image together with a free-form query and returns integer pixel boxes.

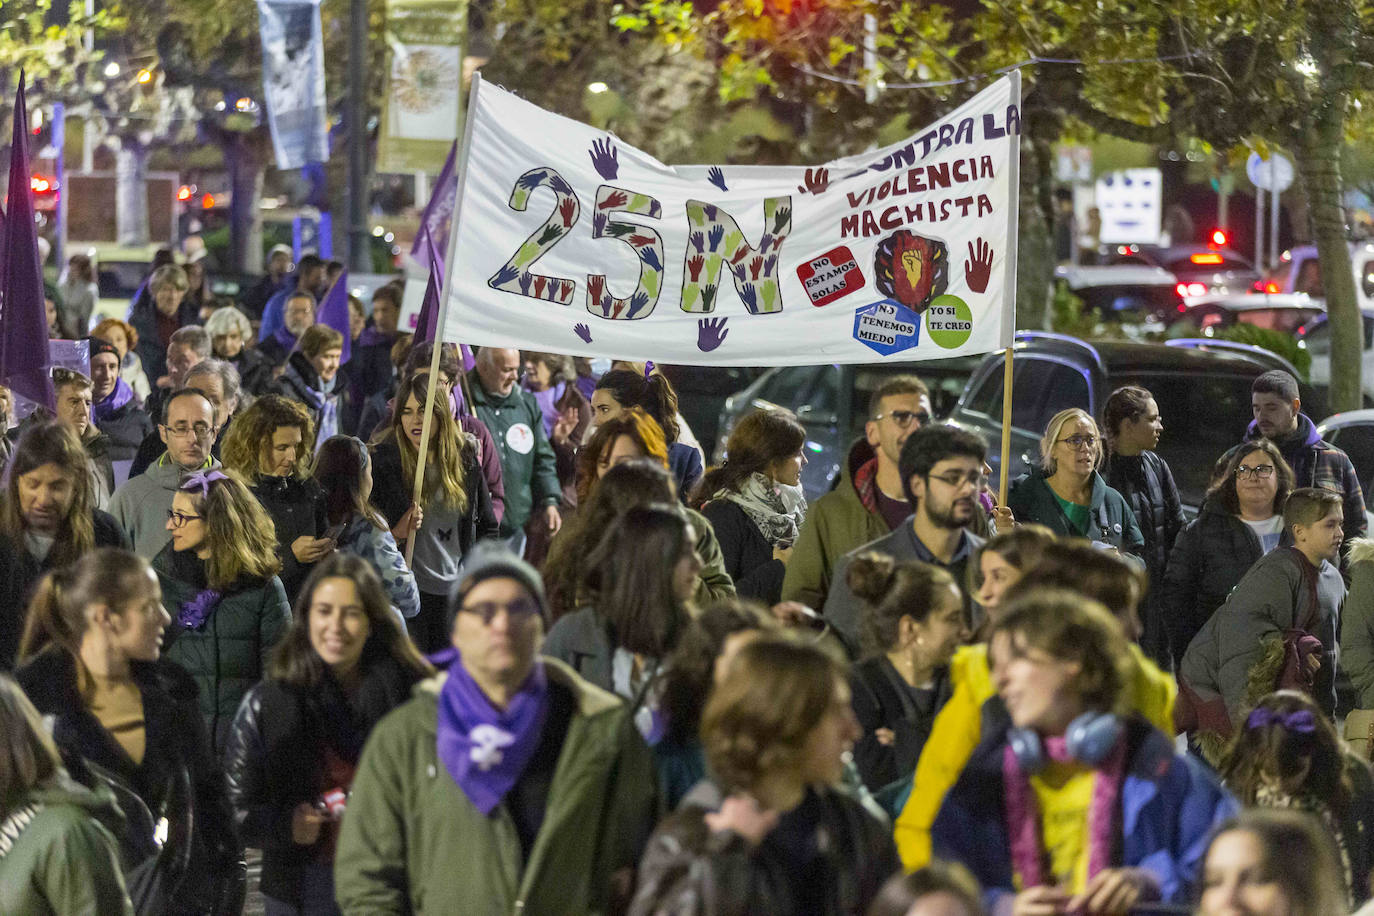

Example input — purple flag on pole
[1,72,54,410]
[413,227,441,345]
[315,271,352,365]
[410,140,459,271]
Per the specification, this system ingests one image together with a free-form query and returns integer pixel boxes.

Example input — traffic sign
[1247,152,1294,193]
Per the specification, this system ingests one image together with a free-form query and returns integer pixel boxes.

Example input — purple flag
[0,72,53,410]
[413,227,441,345]
[315,270,352,365]
[410,140,458,270]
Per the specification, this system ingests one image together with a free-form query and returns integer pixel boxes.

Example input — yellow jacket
[893,642,1176,871]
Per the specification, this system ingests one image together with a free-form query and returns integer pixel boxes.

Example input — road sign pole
[1270,159,1281,270]
[1255,186,1265,271]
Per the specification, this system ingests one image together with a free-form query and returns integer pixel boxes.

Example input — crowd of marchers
[0,247,1371,916]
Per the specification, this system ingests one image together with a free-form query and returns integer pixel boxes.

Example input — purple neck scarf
[93,377,135,422]
[529,382,565,437]
[273,324,299,354]
[177,588,223,630]
[434,649,549,815]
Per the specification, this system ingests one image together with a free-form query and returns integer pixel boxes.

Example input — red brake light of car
[1190,253,1224,265]
[1265,282,1280,293]
[201,193,215,209]
[29,175,50,193]
[1210,229,1229,247]
[1177,303,1187,312]
[177,185,193,201]
[1176,283,1189,297]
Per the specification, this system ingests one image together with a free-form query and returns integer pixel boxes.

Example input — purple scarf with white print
[432,648,548,815]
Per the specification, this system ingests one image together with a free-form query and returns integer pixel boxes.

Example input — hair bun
[846,551,897,603]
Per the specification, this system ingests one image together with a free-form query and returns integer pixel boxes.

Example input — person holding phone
[225,555,432,915]
[692,409,809,605]
[220,395,332,604]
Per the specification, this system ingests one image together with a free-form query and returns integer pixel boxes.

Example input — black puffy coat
[1106,451,1185,665]
[1160,500,1271,670]
[251,474,327,604]
[15,648,244,914]
[850,657,952,793]
[223,655,423,906]
[699,498,786,604]
[95,397,154,462]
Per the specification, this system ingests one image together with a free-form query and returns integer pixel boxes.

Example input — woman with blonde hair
[155,469,291,751]
[1007,407,1144,554]
[221,394,330,601]
[0,674,133,915]
[369,372,498,651]
[16,548,246,912]
[630,635,898,915]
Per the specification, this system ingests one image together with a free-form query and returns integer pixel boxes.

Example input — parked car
[1295,309,1374,403]
[1170,292,1323,335]
[1315,410,1374,532]
[1054,264,1181,332]
[945,332,1326,512]
[1277,240,1374,309]
[1110,244,1262,296]
[715,355,983,498]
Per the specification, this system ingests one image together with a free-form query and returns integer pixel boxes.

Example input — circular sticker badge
[926,294,974,349]
[506,422,535,455]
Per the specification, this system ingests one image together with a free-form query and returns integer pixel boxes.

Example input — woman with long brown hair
[15,548,245,913]
[369,371,498,651]
[155,469,291,752]
[693,408,808,604]
[225,555,432,915]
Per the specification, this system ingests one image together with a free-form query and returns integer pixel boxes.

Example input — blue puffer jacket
[931,705,1236,910]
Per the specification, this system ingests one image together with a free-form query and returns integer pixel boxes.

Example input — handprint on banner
[690,232,705,254]
[489,166,578,304]
[707,225,724,252]
[798,167,829,195]
[629,233,656,249]
[585,183,665,320]
[558,198,577,228]
[492,263,519,287]
[599,190,628,210]
[697,317,729,352]
[965,238,994,293]
[589,138,619,180]
[574,323,593,343]
[707,167,729,192]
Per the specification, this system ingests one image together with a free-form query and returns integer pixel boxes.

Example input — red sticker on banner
[796,246,865,306]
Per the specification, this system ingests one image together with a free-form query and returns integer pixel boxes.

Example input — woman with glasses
[692,409,808,605]
[1102,386,1185,669]
[1007,407,1144,555]
[1215,690,1374,909]
[369,372,499,653]
[221,395,332,603]
[224,556,432,915]
[311,435,420,624]
[1161,439,1294,671]
[156,469,291,752]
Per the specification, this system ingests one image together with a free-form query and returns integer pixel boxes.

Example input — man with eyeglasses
[108,387,220,558]
[336,544,657,914]
[1247,369,1366,554]
[783,375,932,611]
[822,423,988,654]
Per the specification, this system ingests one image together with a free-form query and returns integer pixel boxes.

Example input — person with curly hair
[220,394,331,603]
[154,469,290,752]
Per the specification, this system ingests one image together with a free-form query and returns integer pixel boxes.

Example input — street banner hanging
[443,72,1021,366]
[257,0,329,170]
[377,0,466,173]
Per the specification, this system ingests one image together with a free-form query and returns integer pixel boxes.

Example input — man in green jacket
[336,546,658,915]
[782,375,931,610]
[468,348,562,555]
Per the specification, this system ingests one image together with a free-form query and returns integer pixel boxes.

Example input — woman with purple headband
[1217,690,1374,909]
[155,468,292,752]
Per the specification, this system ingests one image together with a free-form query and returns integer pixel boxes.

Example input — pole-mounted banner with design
[441,71,1020,366]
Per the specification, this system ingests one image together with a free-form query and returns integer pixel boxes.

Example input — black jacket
[229,346,276,398]
[128,292,200,383]
[630,780,899,916]
[275,350,360,438]
[850,657,952,793]
[15,648,243,914]
[1160,500,1272,670]
[251,474,327,604]
[1106,450,1185,665]
[223,656,422,906]
[0,511,128,669]
[368,437,499,557]
[96,397,154,462]
[699,498,786,604]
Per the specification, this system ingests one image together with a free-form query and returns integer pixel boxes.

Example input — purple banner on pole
[410,140,458,270]
[315,271,352,364]
[1,72,54,410]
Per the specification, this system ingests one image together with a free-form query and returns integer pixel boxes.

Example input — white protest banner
[444,72,1020,365]
[257,0,329,170]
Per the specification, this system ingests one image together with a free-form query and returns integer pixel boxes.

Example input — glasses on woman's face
[1057,434,1098,451]
[1236,463,1276,480]
[167,509,203,528]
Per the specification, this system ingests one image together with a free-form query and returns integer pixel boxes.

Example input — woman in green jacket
[1007,407,1144,556]
[157,469,292,753]
[0,675,132,916]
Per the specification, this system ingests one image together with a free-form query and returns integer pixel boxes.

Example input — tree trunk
[225,134,264,275]
[1299,132,1361,409]
[115,139,149,247]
